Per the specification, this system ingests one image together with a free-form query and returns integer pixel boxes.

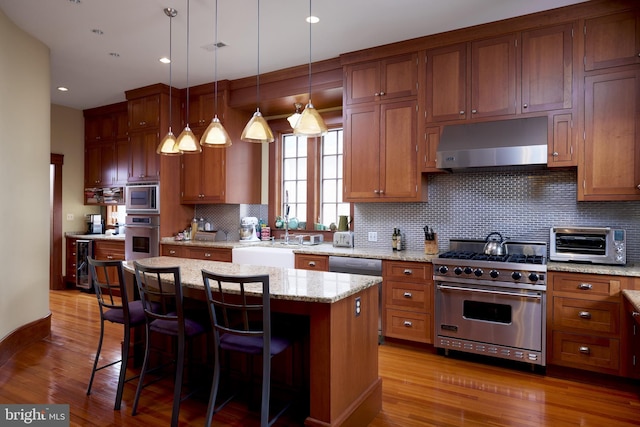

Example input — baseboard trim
[0,313,52,367]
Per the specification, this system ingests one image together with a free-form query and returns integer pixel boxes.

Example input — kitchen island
[123,256,383,427]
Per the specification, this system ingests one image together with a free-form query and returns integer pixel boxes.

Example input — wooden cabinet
[65,237,79,285]
[547,272,627,375]
[584,11,640,72]
[382,261,433,344]
[129,129,160,182]
[420,126,441,172]
[295,254,328,271]
[344,99,425,202]
[425,43,467,123]
[580,69,640,201]
[160,243,231,262]
[161,244,185,257]
[623,295,640,379]
[84,143,114,187]
[186,92,216,132]
[85,114,115,143]
[547,113,576,167]
[181,147,225,203]
[344,54,418,105]
[93,240,125,296]
[128,95,160,132]
[84,102,128,187]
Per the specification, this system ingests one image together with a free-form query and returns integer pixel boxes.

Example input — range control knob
[454,267,463,275]
[464,267,473,275]
[438,265,449,274]
[489,270,500,279]
[474,268,484,277]
[511,271,522,280]
[528,273,539,282]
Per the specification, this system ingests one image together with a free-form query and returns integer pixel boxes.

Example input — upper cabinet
[344,54,418,105]
[128,95,160,132]
[85,114,115,143]
[425,43,467,123]
[584,11,640,72]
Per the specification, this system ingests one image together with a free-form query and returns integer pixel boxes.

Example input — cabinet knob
[633,312,640,317]
[308,261,316,267]
[373,190,379,194]
[403,320,413,327]
[578,311,592,319]
[637,184,640,190]
[169,250,176,255]
[459,110,465,115]
[471,109,477,114]
[205,253,211,257]
[578,346,590,354]
[523,103,528,109]
[403,269,413,275]
[552,152,559,157]
[403,292,412,298]
[379,91,385,96]
[577,283,592,290]
[374,92,380,96]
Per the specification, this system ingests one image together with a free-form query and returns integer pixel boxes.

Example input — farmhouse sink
[231,246,295,268]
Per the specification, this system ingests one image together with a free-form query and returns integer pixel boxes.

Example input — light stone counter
[623,290,640,313]
[548,261,640,278]
[66,232,125,242]
[123,256,382,304]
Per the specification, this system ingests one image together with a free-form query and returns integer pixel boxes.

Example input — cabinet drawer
[383,261,430,281]
[553,297,620,335]
[384,309,431,343]
[384,280,430,312]
[551,273,621,298]
[551,331,620,373]
[295,254,328,271]
[94,240,125,260]
[186,247,231,262]
[162,245,185,257]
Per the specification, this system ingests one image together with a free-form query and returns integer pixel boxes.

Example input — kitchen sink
[231,246,295,268]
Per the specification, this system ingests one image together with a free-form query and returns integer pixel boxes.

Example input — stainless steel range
[433,239,547,366]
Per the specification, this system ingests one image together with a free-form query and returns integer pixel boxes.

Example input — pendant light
[157,7,181,155]
[240,0,274,143]
[176,0,202,153]
[287,102,303,128]
[293,0,328,137]
[200,0,232,148]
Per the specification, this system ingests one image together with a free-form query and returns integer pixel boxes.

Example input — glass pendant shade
[294,101,328,136]
[176,125,202,153]
[201,116,232,147]
[157,130,180,155]
[287,112,301,128]
[241,109,274,143]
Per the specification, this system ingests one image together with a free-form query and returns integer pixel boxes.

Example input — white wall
[0,9,51,340]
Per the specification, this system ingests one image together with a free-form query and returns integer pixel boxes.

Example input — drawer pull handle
[579,346,590,355]
[403,269,413,275]
[205,253,211,257]
[403,292,412,298]
[579,311,591,319]
[403,321,413,327]
[633,312,640,317]
[169,250,176,255]
[577,283,593,290]
[308,261,316,267]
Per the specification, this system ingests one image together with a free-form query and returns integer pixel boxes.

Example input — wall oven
[125,215,160,260]
[433,239,547,367]
[125,183,159,214]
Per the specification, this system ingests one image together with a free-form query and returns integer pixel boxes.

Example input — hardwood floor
[1,289,639,426]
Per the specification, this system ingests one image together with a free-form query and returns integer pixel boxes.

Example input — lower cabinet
[65,237,79,285]
[93,240,126,295]
[382,260,433,344]
[294,254,329,271]
[547,271,629,376]
[160,243,231,262]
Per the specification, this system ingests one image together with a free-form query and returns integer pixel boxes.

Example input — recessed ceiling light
[159,57,171,64]
[109,52,120,57]
[306,16,319,24]
[91,29,104,35]
[57,87,69,92]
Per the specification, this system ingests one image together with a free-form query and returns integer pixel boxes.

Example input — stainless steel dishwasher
[328,256,384,343]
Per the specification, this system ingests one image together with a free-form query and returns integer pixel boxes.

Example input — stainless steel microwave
[550,226,626,265]
[125,183,159,214]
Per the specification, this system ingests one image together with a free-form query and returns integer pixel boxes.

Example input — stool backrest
[133,262,183,325]
[87,257,129,316]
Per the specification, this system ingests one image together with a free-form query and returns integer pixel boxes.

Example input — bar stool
[131,262,206,427]
[86,257,145,410]
[201,270,296,427]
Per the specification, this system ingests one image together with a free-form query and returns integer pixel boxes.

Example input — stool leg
[171,333,185,427]
[261,355,271,427]
[114,325,130,410]
[86,316,105,396]
[131,324,151,416]
[205,345,221,427]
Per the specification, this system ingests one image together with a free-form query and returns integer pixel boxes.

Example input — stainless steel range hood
[436,116,548,171]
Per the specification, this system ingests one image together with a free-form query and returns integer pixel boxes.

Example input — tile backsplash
[354,169,640,262]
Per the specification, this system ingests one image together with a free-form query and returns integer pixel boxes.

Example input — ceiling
[0,0,587,111]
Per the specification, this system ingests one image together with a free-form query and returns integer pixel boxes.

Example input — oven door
[125,215,160,260]
[435,282,544,352]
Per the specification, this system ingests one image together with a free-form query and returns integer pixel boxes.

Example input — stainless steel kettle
[484,232,508,256]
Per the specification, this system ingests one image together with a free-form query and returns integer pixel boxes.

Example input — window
[281,128,348,230]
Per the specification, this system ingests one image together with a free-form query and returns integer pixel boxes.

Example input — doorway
[50,154,64,290]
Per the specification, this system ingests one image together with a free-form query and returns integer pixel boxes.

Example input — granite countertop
[66,232,125,241]
[547,261,640,278]
[123,256,382,304]
[622,290,640,313]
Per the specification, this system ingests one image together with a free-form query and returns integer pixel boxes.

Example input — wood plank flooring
[1,289,639,426]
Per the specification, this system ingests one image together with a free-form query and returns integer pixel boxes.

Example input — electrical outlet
[66,213,74,221]
[355,296,361,317]
[368,231,378,242]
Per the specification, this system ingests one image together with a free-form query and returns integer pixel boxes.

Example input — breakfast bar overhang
[124,256,383,427]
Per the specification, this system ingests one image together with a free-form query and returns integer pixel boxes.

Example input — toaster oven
[550,226,626,265]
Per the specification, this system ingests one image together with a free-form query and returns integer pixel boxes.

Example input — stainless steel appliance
[125,183,159,214]
[125,215,160,260]
[76,239,94,290]
[433,239,547,366]
[86,214,104,234]
[550,226,626,265]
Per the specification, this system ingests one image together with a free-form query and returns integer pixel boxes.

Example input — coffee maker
[86,214,104,234]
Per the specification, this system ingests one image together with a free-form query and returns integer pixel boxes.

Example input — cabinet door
[129,95,160,132]
[344,61,380,105]
[161,244,185,257]
[521,23,574,112]
[85,143,114,187]
[585,11,640,71]
[421,126,441,172]
[85,115,115,142]
[200,147,225,202]
[129,130,160,182]
[471,34,517,118]
[381,54,418,100]
[548,113,576,167]
[181,152,204,203]
[113,139,130,185]
[582,69,640,200]
[344,104,381,200]
[295,254,328,271]
[426,43,467,122]
[380,99,418,200]
[115,109,129,140]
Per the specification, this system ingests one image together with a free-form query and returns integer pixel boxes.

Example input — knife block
[424,234,438,254]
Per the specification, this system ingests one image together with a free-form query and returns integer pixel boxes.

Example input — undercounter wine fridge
[76,239,94,290]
